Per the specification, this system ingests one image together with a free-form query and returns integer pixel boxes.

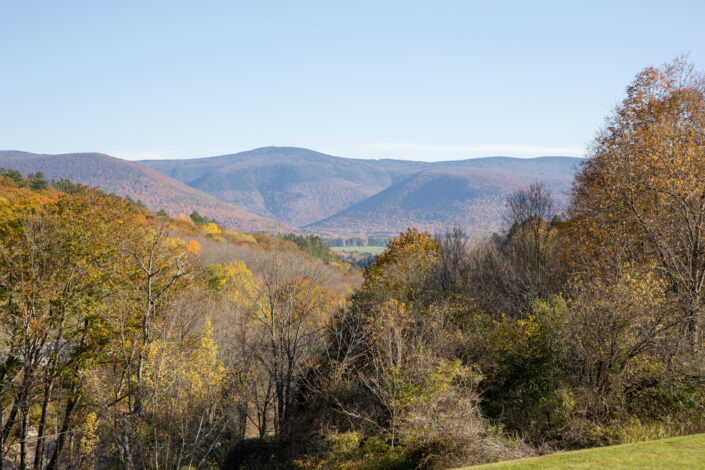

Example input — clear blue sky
[2,1,704,161]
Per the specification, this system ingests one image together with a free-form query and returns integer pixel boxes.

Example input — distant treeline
[0,168,84,194]
[282,233,341,264]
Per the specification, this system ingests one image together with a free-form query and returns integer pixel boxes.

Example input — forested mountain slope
[306,164,573,236]
[141,147,580,233]
[0,150,293,232]
[0,148,579,235]
[141,147,429,226]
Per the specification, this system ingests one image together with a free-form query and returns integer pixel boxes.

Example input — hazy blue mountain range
[306,164,574,237]
[141,147,580,236]
[0,147,581,236]
[141,147,429,226]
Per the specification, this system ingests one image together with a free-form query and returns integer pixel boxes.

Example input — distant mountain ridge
[141,147,580,236]
[142,147,430,226]
[0,147,581,236]
[306,163,574,236]
[0,150,293,233]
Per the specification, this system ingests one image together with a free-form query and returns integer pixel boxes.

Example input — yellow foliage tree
[0,189,130,468]
[571,57,705,349]
[363,228,441,303]
[141,318,226,468]
[203,222,222,239]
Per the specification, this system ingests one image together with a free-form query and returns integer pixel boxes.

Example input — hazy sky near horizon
[2,1,704,162]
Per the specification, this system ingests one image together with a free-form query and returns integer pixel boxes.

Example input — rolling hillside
[306,162,575,236]
[0,151,292,233]
[141,147,580,235]
[141,147,429,226]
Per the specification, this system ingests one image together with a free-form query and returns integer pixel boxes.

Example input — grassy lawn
[331,245,386,255]
[456,433,705,469]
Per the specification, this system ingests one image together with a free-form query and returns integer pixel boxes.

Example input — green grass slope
[457,434,705,469]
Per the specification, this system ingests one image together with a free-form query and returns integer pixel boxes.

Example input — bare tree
[460,183,565,318]
[427,227,472,296]
[246,243,328,438]
[505,182,556,227]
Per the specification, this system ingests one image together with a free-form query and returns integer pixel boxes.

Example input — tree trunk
[689,308,701,353]
[237,400,248,438]
[20,402,29,470]
[3,388,23,443]
[33,377,54,470]
[46,395,79,470]
[276,379,284,438]
[119,415,134,470]
[0,393,3,468]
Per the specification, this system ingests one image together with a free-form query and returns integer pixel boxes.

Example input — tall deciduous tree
[246,244,329,438]
[0,190,126,469]
[571,58,705,349]
[363,228,441,304]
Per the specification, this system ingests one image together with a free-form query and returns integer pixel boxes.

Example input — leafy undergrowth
[456,433,705,469]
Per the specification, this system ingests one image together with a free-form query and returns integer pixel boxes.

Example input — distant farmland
[332,245,386,255]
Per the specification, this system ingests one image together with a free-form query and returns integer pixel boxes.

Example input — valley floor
[456,433,705,469]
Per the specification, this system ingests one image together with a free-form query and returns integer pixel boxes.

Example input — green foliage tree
[483,297,571,441]
[0,168,28,187]
[28,171,49,190]
[282,233,338,263]
[51,177,85,194]
[189,210,216,225]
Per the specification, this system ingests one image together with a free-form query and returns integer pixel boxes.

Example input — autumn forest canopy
[2,59,705,469]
